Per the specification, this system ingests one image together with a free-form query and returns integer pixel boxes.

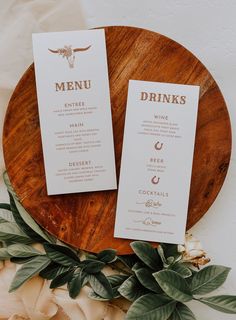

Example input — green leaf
[3,172,18,198]
[0,222,31,243]
[107,274,128,287]
[126,293,176,320]
[134,267,163,293]
[0,208,15,224]
[68,273,82,299]
[118,275,148,301]
[107,274,129,298]
[39,262,70,280]
[0,203,11,211]
[97,249,117,263]
[50,269,74,289]
[82,260,105,274]
[44,243,80,266]
[9,193,44,243]
[89,273,126,301]
[88,291,110,301]
[132,261,146,271]
[167,257,175,264]
[198,295,236,314]
[190,265,231,295]
[0,217,8,224]
[10,193,53,243]
[68,270,87,299]
[0,247,11,260]
[131,241,162,270]
[117,254,139,269]
[9,255,51,292]
[10,256,35,264]
[185,269,198,286]
[169,263,192,278]
[7,244,43,258]
[160,244,181,260]
[153,270,193,302]
[157,245,168,266]
[78,269,88,286]
[85,253,97,260]
[88,272,113,299]
[169,302,196,320]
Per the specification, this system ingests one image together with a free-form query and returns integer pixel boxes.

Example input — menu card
[32,29,116,195]
[115,80,199,244]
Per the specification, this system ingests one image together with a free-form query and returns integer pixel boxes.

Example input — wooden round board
[3,26,231,254]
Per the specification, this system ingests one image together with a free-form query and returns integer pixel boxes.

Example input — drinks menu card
[115,80,199,244]
[32,30,116,195]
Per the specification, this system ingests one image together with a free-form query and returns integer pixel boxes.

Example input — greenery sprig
[0,172,236,320]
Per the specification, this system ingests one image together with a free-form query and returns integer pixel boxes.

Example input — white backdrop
[0,1,235,319]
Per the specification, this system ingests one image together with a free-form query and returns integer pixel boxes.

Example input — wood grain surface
[3,26,231,254]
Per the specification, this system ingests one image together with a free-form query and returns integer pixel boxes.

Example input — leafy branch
[0,172,236,319]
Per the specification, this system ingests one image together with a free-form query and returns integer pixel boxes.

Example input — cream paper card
[32,29,116,195]
[115,80,199,244]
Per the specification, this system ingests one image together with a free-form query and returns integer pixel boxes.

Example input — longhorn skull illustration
[48,45,91,68]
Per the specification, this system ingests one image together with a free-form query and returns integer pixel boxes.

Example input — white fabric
[0,260,127,320]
